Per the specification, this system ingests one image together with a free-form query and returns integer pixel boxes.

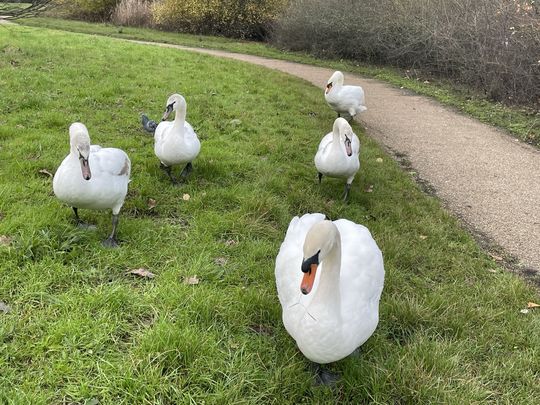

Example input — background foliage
[272,0,540,107]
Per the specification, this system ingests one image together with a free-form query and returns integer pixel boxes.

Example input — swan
[275,213,384,384]
[142,94,200,184]
[315,117,360,201]
[324,71,367,120]
[53,122,131,248]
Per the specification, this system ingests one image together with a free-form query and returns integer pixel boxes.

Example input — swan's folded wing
[335,219,384,306]
[317,132,334,154]
[352,133,361,155]
[91,147,131,178]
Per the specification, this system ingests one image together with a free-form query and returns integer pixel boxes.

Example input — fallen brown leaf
[0,301,10,314]
[249,324,273,336]
[127,268,155,279]
[527,302,540,309]
[214,257,228,266]
[38,169,53,178]
[147,198,157,210]
[365,185,374,193]
[184,275,200,285]
[0,235,12,246]
[224,239,238,247]
[489,253,503,261]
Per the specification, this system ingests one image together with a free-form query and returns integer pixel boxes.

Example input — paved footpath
[132,40,540,273]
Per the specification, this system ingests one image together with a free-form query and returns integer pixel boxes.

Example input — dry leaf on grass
[376,157,383,163]
[184,275,200,285]
[489,253,503,261]
[127,268,155,279]
[527,302,540,309]
[0,235,12,246]
[249,324,273,336]
[225,239,238,247]
[182,194,190,201]
[214,257,228,266]
[38,169,53,178]
[147,198,157,210]
[0,301,11,314]
[419,235,428,240]
[520,309,529,314]
[365,185,374,193]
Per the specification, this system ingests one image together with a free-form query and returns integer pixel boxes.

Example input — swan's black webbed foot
[311,363,340,386]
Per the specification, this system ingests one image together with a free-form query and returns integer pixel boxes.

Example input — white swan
[315,118,360,201]
[275,213,384,384]
[153,94,200,184]
[53,122,131,247]
[325,71,367,120]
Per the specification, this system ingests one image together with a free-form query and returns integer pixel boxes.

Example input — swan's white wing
[335,219,384,344]
[275,213,326,308]
[341,85,365,105]
[90,147,131,178]
[316,132,333,154]
[352,133,361,155]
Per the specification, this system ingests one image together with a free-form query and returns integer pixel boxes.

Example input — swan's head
[162,93,186,121]
[325,71,344,94]
[333,117,354,157]
[69,122,91,181]
[301,220,340,295]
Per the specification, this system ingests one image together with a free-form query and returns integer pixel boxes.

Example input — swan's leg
[311,362,340,386]
[102,214,120,248]
[179,162,193,182]
[318,172,323,184]
[342,182,352,202]
[72,207,95,229]
[337,112,341,118]
[161,164,176,184]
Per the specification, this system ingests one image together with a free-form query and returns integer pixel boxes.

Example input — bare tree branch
[0,1,53,20]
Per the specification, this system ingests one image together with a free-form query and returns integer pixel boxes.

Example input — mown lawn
[19,17,540,147]
[0,24,539,404]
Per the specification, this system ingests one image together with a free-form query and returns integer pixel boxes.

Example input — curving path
[107,38,540,273]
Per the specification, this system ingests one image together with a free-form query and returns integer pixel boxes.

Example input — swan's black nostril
[301,288,309,295]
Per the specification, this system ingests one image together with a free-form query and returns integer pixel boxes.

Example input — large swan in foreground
[315,118,360,201]
[142,93,200,184]
[53,123,131,247]
[325,71,366,121]
[275,213,384,384]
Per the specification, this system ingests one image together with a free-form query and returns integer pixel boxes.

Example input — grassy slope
[0,24,539,404]
[18,17,540,147]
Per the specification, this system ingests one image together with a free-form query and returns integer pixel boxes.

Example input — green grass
[18,17,540,147]
[1,24,539,404]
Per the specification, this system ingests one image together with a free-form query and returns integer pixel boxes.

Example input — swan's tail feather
[141,114,157,134]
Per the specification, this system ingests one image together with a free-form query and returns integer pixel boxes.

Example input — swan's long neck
[172,107,186,133]
[311,237,342,317]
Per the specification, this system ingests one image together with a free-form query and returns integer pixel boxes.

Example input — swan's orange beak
[301,263,318,295]
[325,83,333,94]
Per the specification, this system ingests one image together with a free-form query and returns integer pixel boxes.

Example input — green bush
[273,0,540,107]
[52,0,121,21]
[152,0,288,39]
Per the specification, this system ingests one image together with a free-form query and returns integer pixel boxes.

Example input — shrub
[51,0,121,21]
[112,0,154,27]
[273,0,540,107]
[152,0,288,39]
